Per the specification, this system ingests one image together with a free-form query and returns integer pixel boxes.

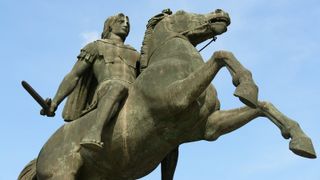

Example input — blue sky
[1,0,320,179]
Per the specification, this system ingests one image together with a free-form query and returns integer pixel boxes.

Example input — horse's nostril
[215,9,222,13]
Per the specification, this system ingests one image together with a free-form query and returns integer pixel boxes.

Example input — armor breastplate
[95,39,139,83]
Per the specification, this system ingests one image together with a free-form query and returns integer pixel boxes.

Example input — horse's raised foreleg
[165,50,258,112]
[204,101,316,159]
[213,50,258,107]
[204,106,262,141]
[165,54,222,112]
[258,102,316,158]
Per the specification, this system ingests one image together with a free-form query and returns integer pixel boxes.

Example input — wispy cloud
[80,31,99,46]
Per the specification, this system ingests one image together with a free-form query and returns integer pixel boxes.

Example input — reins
[180,22,217,52]
[198,36,217,52]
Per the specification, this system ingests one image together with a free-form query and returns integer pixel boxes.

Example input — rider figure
[42,13,140,151]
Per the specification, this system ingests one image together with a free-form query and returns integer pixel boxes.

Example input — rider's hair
[101,13,129,41]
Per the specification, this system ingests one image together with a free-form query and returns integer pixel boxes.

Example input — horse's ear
[175,10,186,15]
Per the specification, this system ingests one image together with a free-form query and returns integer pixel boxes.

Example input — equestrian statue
[19,9,316,180]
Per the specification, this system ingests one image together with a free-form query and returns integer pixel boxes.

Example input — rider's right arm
[50,42,98,113]
[50,60,91,111]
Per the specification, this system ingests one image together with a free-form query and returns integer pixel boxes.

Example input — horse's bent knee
[213,50,233,59]
[204,124,221,141]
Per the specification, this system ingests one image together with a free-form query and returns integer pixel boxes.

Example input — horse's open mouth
[209,17,230,26]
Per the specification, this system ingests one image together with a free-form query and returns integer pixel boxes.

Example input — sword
[21,80,54,116]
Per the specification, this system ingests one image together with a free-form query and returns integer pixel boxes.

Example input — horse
[19,9,316,180]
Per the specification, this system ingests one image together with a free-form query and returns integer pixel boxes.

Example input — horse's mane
[140,10,172,70]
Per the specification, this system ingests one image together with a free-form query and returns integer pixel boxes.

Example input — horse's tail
[18,158,37,180]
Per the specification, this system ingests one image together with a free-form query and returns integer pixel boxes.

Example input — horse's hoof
[80,140,104,152]
[289,136,317,159]
[234,82,258,108]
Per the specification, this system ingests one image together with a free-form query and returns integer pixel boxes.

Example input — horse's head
[154,9,231,46]
[140,9,231,68]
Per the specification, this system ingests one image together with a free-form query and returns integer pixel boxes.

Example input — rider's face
[111,15,130,39]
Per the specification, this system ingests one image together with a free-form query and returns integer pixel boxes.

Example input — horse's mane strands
[140,12,171,69]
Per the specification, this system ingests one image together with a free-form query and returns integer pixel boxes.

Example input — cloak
[62,42,98,122]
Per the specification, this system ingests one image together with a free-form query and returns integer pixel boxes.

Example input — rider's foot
[80,140,104,152]
[234,81,258,108]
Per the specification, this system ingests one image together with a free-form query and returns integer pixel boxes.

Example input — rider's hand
[40,98,57,117]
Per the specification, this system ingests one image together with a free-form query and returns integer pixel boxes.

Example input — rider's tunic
[78,39,140,114]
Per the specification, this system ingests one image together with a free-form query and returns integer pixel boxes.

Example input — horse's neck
[148,33,198,65]
[143,34,207,143]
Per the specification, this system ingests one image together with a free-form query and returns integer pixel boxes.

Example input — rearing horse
[19,9,316,180]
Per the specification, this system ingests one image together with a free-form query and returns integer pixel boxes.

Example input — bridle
[198,36,217,52]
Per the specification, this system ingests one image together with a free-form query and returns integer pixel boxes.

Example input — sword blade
[21,80,50,111]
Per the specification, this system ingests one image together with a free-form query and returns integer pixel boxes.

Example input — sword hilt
[40,98,55,117]
[21,80,55,117]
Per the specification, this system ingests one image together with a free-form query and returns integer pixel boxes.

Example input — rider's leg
[81,82,128,151]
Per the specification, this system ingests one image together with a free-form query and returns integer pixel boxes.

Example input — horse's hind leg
[204,101,316,158]
[161,146,179,180]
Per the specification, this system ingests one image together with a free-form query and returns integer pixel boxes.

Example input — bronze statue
[19,9,316,180]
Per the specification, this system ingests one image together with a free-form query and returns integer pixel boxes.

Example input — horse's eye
[209,19,216,23]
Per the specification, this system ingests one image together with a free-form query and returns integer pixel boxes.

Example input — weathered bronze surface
[19,9,316,180]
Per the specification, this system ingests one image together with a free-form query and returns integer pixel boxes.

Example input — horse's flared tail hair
[18,158,37,180]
